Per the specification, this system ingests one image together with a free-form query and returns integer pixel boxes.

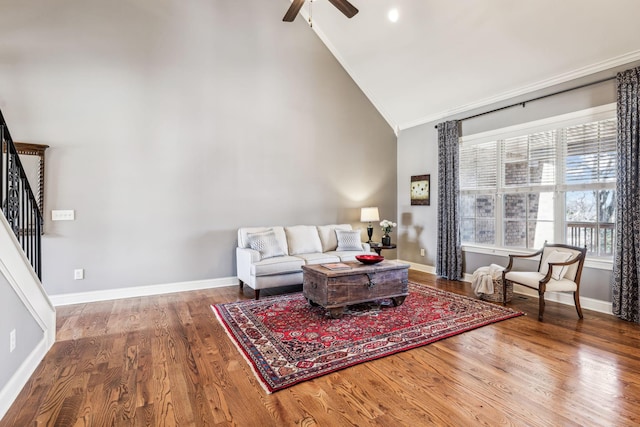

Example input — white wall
[396,124,439,267]
[0,0,397,297]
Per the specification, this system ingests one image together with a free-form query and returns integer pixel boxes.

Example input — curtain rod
[434,76,616,128]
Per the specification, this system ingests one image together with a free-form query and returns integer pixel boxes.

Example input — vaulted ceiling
[286,0,640,132]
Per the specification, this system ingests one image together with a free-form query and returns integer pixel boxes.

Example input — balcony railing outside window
[566,221,614,257]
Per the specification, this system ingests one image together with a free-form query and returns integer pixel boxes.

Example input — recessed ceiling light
[388,8,399,23]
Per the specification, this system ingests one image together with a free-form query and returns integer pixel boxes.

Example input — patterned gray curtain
[436,120,463,280]
[613,66,640,322]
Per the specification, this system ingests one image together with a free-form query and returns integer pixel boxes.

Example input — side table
[369,243,397,256]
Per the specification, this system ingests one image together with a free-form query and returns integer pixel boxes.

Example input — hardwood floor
[2,271,640,426]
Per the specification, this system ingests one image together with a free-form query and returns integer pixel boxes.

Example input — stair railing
[0,108,43,279]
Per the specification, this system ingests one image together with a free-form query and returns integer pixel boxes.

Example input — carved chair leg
[574,292,584,319]
[538,290,545,321]
[254,289,260,300]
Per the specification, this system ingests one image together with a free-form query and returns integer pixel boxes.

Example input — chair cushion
[335,229,364,251]
[539,250,572,280]
[251,256,305,277]
[317,224,352,252]
[505,271,577,292]
[246,229,286,260]
[285,226,323,255]
[540,246,583,281]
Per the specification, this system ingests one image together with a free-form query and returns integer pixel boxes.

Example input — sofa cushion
[251,255,305,277]
[336,229,363,251]
[328,250,369,262]
[247,229,286,260]
[296,252,341,265]
[317,224,352,252]
[285,225,323,255]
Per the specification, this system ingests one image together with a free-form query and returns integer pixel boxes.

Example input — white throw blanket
[471,264,505,297]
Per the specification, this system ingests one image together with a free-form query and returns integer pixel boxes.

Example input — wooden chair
[502,242,587,321]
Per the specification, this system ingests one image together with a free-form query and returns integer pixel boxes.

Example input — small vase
[382,234,391,246]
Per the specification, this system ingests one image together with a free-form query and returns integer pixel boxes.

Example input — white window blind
[564,119,616,186]
[459,141,497,190]
[502,131,556,188]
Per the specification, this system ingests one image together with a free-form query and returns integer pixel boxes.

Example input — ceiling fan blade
[327,0,359,18]
[283,0,305,22]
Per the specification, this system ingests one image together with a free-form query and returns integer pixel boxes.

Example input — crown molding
[398,49,640,131]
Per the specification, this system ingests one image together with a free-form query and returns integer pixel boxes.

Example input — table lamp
[360,207,379,243]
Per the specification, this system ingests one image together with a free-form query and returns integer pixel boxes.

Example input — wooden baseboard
[49,276,237,306]
[0,337,49,420]
[399,260,613,315]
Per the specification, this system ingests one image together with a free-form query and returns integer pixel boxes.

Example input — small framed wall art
[410,174,430,206]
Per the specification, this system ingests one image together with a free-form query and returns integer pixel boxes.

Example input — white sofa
[236,224,371,299]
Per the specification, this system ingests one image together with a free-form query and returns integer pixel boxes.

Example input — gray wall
[397,62,640,303]
[0,274,44,388]
[0,0,396,295]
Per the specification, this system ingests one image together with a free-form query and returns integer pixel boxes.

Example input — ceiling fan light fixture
[388,8,399,23]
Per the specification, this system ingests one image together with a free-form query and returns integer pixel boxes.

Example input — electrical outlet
[74,269,84,280]
[420,248,426,256]
[10,329,16,353]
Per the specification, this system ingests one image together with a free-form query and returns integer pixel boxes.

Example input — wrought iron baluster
[0,110,43,279]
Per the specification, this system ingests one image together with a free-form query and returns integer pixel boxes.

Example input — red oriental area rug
[211,282,523,393]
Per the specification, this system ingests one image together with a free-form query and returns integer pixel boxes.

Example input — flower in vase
[380,220,397,235]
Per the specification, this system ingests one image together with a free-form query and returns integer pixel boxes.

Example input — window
[459,105,616,258]
[460,141,497,245]
[564,119,616,256]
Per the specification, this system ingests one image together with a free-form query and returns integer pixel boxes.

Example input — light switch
[52,210,75,221]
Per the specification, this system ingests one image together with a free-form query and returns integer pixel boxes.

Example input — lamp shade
[360,207,380,222]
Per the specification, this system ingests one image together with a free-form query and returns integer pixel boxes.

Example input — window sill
[461,244,613,271]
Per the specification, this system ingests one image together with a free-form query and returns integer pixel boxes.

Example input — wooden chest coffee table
[302,261,410,318]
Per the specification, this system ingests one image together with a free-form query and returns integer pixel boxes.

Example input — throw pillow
[335,229,363,251]
[539,250,572,280]
[247,229,285,260]
[317,224,352,252]
[285,225,323,255]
